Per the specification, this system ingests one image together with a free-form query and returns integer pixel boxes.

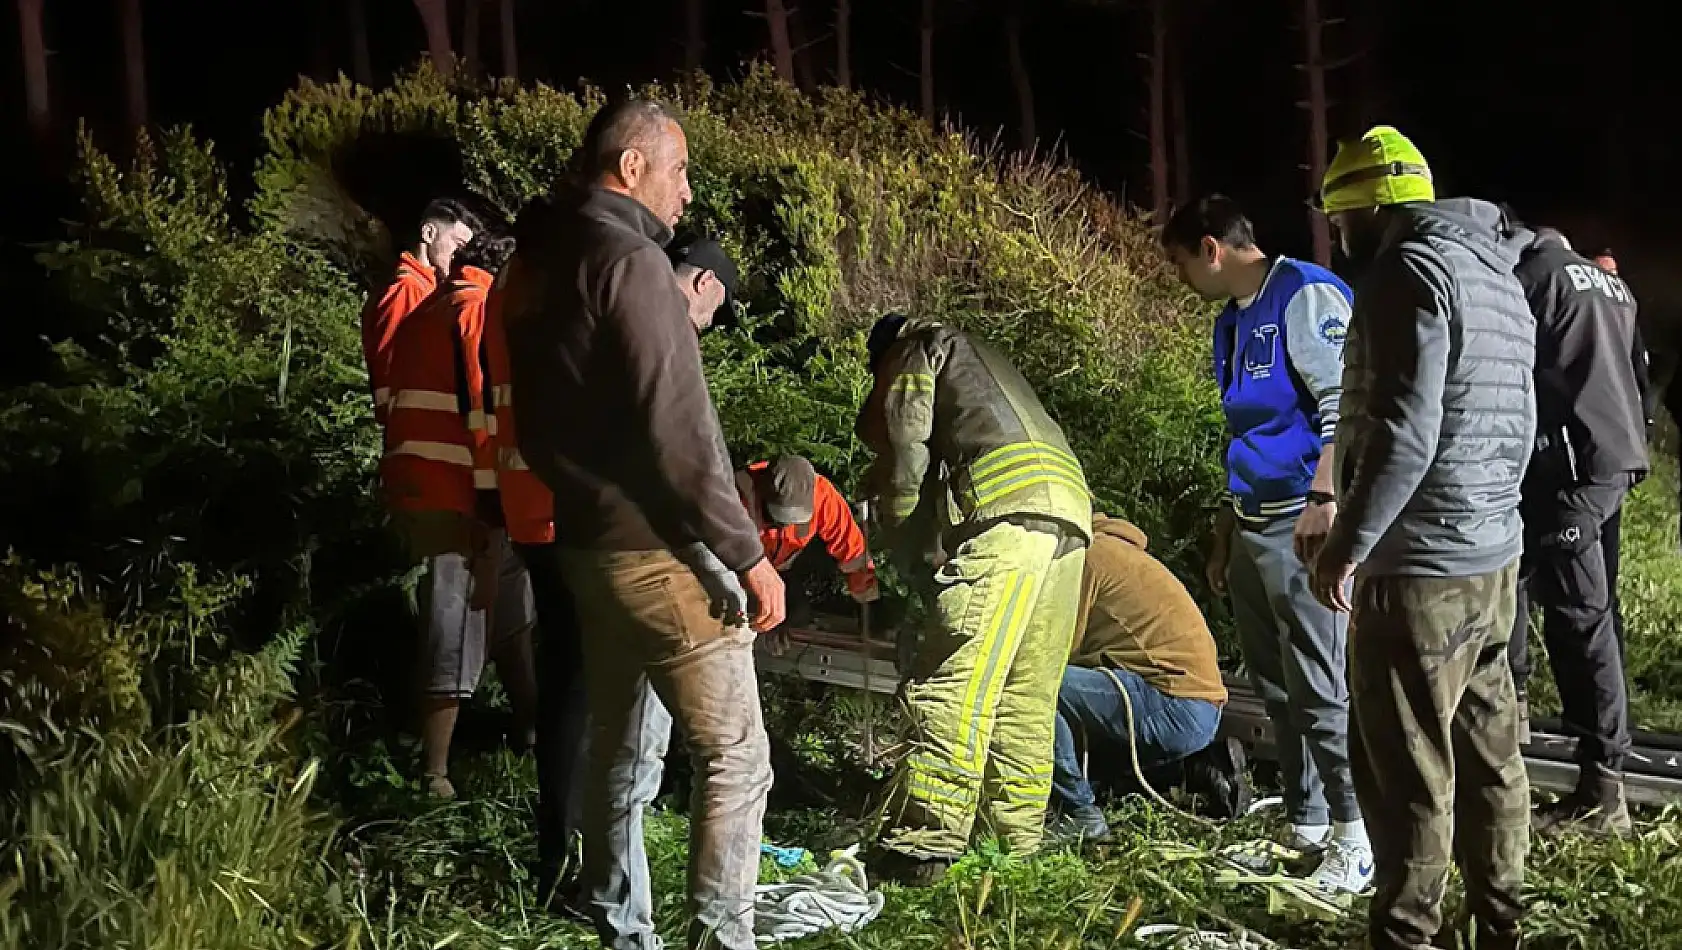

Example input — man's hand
[467,521,498,612]
[1310,552,1357,613]
[739,558,787,633]
[1205,538,1231,595]
[850,576,882,604]
[1293,499,1337,566]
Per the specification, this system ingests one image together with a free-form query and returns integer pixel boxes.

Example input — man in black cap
[668,235,740,333]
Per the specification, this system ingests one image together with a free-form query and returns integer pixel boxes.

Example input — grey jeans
[560,548,773,950]
[1228,515,1360,825]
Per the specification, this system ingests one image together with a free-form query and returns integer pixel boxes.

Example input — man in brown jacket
[500,98,785,950]
[1046,514,1232,842]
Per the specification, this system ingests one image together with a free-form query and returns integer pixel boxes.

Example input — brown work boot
[868,847,954,887]
[1532,763,1631,838]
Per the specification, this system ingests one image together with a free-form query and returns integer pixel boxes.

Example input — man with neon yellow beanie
[1304,126,1534,950]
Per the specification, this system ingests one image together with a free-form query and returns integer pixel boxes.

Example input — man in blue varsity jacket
[1162,196,1371,895]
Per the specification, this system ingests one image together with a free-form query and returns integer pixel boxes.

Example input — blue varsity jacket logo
[1212,259,1345,517]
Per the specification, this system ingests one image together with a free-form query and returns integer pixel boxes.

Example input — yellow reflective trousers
[881,519,1086,858]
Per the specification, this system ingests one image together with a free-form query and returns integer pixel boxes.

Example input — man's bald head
[581,99,693,227]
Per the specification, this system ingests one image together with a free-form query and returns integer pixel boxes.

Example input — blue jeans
[1051,665,1221,810]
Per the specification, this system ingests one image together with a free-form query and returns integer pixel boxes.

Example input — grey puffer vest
[1337,198,1536,577]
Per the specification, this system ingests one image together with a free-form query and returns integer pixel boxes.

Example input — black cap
[667,234,740,308]
[866,313,910,372]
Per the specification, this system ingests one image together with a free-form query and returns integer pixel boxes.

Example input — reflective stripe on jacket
[380,266,497,514]
[362,251,437,424]
[485,259,557,545]
[735,462,877,598]
[855,319,1094,551]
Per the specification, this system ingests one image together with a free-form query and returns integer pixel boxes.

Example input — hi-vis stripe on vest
[960,442,1088,511]
[379,266,499,515]
[483,277,556,545]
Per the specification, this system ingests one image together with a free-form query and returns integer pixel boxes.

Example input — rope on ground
[1132,922,1300,950]
[753,846,886,944]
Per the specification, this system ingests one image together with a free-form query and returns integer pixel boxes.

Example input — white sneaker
[1306,837,1374,894]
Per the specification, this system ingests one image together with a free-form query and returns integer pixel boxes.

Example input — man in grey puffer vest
[1305,126,1534,950]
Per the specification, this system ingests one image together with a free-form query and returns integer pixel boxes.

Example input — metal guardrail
[759,620,1682,806]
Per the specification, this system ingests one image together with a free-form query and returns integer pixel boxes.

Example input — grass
[291,721,1682,950]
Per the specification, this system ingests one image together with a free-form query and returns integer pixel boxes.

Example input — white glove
[849,576,881,604]
[672,542,751,628]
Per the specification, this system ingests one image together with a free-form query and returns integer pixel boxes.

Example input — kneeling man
[1048,514,1232,841]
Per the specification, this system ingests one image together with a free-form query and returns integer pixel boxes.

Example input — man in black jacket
[501,98,785,950]
[1502,222,1648,836]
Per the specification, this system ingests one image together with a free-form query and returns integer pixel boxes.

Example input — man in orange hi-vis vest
[735,457,880,628]
[361,198,480,423]
[382,232,536,801]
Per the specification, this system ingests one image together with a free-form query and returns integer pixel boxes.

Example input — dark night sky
[2,0,1670,304]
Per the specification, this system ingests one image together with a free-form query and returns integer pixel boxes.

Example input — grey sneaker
[1043,804,1113,849]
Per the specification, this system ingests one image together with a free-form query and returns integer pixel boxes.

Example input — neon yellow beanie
[1319,126,1434,214]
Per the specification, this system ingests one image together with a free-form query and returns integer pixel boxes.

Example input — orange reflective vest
[380,266,497,515]
[736,461,879,599]
[484,269,557,545]
[361,251,437,424]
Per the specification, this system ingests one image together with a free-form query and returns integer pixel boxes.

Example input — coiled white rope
[753,848,886,944]
[1133,922,1299,950]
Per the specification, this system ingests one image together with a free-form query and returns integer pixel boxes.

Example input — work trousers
[1349,562,1528,950]
[1508,479,1632,769]
[1050,664,1221,810]
[560,548,772,950]
[1508,507,1626,686]
[1227,515,1359,826]
[881,519,1085,859]
[515,542,590,888]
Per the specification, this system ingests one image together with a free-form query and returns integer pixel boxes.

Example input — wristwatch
[1306,490,1336,506]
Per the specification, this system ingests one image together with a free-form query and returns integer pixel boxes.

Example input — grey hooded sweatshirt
[1323,198,1537,578]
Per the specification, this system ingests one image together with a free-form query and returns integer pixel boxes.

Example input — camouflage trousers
[1348,561,1529,950]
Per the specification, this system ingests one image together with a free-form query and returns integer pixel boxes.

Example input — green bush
[0,560,337,950]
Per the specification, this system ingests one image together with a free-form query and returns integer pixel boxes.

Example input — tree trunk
[684,0,704,73]
[1302,0,1332,265]
[17,0,50,143]
[1169,39,1191,205]
[1349,0,1382,131]
[1003,7,1035,152]
[764,0,796,84]
[835,0,851,88]
[920,0,935,128]
[499,0,518,78]
[349,0,374,84]
[413,0,453,79]
[1147,0,1169,222]
[789,3,817,90]
[117,0,146,131]
[462,0,481,79]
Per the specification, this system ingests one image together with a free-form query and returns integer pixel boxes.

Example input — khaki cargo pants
[1349,561,1528,950]
[881,518,1085,859]
[560,548,772,950]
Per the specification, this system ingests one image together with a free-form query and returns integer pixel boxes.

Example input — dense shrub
[0,561,336,949]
